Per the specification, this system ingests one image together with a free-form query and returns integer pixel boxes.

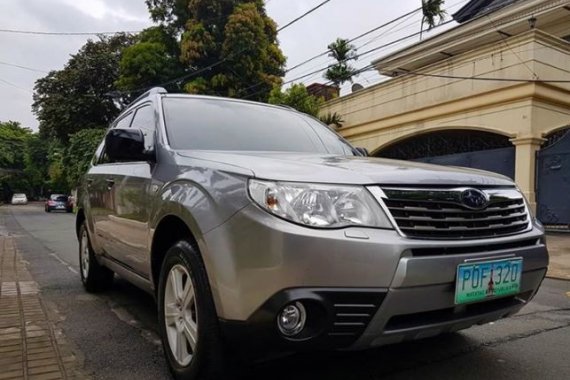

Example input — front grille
[379,187,531,240]
[411,238,539,256]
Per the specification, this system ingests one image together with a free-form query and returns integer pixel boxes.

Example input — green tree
[268,84,345,128]
[0,121,34,200]
[268,84,322,117]
[145,0,190,33]
[46,143,68,194]
[116,26,185,95]
[147,0,286,101]
[24,135,50,197]
[324,38,358,87]
[63,129,106,188]
[421,0,446,39]
[33,34,134,142]
[0,121,32,170]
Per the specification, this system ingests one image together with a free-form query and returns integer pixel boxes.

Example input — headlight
[248,179,393,229]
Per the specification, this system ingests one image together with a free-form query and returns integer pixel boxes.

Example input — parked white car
[11,193,28,205]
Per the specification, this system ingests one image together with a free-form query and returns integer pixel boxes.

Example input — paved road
[2,203,570,379]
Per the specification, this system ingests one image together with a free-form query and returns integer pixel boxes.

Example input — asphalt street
[2,203,569,379]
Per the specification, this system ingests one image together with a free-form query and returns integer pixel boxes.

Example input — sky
[0,0,467,130]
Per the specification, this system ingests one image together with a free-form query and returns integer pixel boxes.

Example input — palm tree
[421,0,447,40]
[320,112,345,128]
[324,38,358,87]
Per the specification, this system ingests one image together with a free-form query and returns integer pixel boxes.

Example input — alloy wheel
[164,264,198,367]
[80,230,90,279]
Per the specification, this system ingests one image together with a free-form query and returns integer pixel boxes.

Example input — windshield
[13,194,26,198]
[162,97,355,155]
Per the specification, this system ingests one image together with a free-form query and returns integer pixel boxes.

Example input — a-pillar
[510,136,545,212]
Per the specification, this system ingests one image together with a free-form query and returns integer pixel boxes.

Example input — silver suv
[77,87,549,379]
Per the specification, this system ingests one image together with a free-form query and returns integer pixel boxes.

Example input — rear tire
[78,223,113,292]
[157,240,227,380]
[45,207,50,213]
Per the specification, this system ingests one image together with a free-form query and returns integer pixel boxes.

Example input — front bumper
[204,204,548,351]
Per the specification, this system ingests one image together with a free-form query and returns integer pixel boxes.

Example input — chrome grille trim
[367,186,532,240]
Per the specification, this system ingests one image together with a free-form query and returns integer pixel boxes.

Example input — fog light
[277,302,306,336]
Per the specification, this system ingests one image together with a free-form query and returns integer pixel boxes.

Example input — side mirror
[355,147,369,157]
[105,128,154,162]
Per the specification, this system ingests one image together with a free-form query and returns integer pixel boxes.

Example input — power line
[238,6,432,97]
[404,70,570,83]
[285,6,422,74]
[277,0,332,32]
[289,0,468,81]
[485,14,539,80]
[0,77,32,93]
[0,60,49,73]
[242,17,455,100]
[0,28,140,36]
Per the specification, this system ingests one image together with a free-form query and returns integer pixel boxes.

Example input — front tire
[158,240,225,380]
[78,223,113,292]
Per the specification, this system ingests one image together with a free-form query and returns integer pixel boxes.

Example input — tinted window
[115,113,133,129]
[131,105,155,151]
[162,98,355,154]
[50,195,68,202]
[305,118,355,155]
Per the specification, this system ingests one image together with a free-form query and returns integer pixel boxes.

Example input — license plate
[57,205,65,209]
[455,258,523,304]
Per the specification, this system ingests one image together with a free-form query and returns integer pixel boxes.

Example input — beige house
[321,0,570,226]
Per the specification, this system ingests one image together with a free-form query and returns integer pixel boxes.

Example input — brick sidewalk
[0,236,88,380]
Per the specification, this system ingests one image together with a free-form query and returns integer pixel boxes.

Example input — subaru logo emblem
[461,188,489,210]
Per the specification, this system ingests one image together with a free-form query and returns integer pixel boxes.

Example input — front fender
[149,172,251,304]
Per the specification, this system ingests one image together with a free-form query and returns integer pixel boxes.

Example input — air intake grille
[379,187,531,240]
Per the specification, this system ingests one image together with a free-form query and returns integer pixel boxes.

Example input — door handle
[105,178,115,190]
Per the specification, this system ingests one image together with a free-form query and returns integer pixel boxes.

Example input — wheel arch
[150,214,206,295]
[75,208,86,239]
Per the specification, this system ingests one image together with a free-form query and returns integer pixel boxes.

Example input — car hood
[175,151,514,186]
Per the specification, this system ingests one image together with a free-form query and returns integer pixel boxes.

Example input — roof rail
[276,104,297,111]
[131,87,168,105]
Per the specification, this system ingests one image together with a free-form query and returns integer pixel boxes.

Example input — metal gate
[537,130,570,228]
[413,147,516,179]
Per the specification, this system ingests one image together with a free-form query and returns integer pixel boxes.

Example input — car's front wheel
[78,223,114,292]
[158,240,226,380]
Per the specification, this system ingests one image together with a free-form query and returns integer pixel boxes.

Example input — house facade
[321,0,570,227]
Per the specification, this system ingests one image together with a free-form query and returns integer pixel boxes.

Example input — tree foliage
[268,84,322,117]
[0,121,32,170]
[147,0,286,101]
[116,26,184,95]
[23,135,50,195]
[319,112,345,129]
[324,38,358,87]
[0,121,41,199]
[63,129,106,187]
[33,34,134,142]
[268,84,344,128]
[421,0,447,38]
[145,0,190,33]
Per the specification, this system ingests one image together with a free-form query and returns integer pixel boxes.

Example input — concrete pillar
[510,136,545,212]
